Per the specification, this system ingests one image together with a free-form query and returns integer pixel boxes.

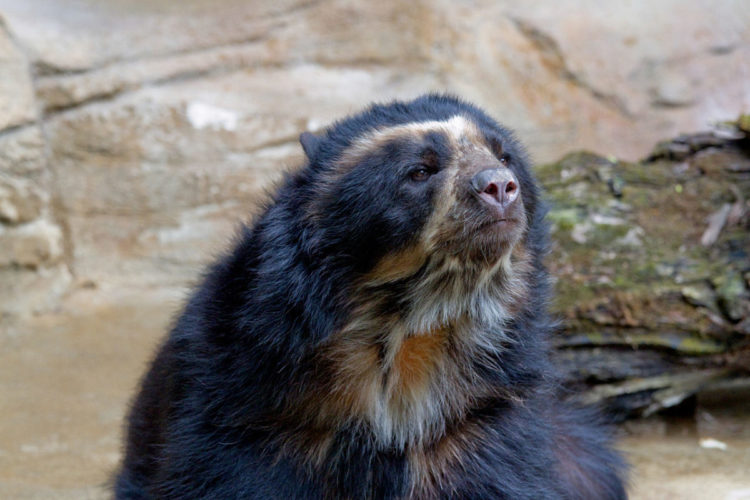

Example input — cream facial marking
[340,115,489,166]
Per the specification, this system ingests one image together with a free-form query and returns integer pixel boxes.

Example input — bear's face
[306,114,529,279]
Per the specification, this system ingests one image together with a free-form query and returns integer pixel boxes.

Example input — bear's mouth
[488,218,508,226]
[475,217,515,233]
[469,196,525,235]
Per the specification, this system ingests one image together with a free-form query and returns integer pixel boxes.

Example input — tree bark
[540,116,750,418]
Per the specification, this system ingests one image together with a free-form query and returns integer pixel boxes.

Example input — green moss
[619,161,673,186]
[675,336,726,355]
[714,271,748,321]
[546,208,581,231]
[738,114,750,133]
[560,331,726,355]
[540,141,748,353]
[588,223,630,245]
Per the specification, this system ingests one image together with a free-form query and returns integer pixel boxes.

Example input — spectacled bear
[115,94,627,499]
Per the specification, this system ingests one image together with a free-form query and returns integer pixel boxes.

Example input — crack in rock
[509,16,632,117]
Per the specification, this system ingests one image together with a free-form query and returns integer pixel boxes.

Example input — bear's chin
[434,218,525,268]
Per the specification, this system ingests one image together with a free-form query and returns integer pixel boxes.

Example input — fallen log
[539,116,750,418]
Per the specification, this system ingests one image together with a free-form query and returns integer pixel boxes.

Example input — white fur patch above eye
[343,116,479,161]
[378,115,472,143]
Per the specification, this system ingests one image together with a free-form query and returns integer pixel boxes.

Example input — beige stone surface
[0,125,47,177]
[0,21,36,130]
[0,173,45,224]
[0,0,748,311]
[0,265,71,317]
[0,219,62,268]
[621,436,750,500]
[2,0,748,159]
[0,289,173,500]
[0,1,749,497]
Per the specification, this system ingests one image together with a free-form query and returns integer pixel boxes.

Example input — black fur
[115,94,627,499]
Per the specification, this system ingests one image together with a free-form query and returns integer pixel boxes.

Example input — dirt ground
[1,288,748,500]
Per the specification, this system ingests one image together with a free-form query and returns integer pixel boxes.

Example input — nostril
[471,169,519,207]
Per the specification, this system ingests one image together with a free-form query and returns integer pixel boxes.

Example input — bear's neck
[295,250,534,451]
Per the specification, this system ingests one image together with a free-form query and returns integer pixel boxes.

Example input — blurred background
[0,0,748,498]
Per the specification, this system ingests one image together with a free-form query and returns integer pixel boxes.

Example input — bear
[115,94,627,499]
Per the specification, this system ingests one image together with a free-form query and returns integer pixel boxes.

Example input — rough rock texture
[0,24,36,131]
[0,16,70,317]
[0,0,748,318]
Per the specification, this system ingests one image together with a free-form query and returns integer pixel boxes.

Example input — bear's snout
[470,168,520,212]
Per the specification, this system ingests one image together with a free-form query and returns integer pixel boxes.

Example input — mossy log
[539,116,750,419]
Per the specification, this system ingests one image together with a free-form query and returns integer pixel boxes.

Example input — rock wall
[0,0,749,318]
[0,22,71,317]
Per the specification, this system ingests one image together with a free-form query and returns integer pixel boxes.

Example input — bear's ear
[299,132,322,161]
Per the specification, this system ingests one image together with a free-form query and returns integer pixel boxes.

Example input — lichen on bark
[540,116,750,417]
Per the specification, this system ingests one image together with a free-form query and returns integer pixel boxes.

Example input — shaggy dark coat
[115,94,627,499]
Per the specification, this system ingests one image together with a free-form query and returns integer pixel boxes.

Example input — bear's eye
[499,153,511,165]
[409,167,431,182]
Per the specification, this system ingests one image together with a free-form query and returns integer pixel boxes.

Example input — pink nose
[471,168,520,209]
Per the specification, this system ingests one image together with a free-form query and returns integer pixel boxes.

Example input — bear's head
[298,94,538,287]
